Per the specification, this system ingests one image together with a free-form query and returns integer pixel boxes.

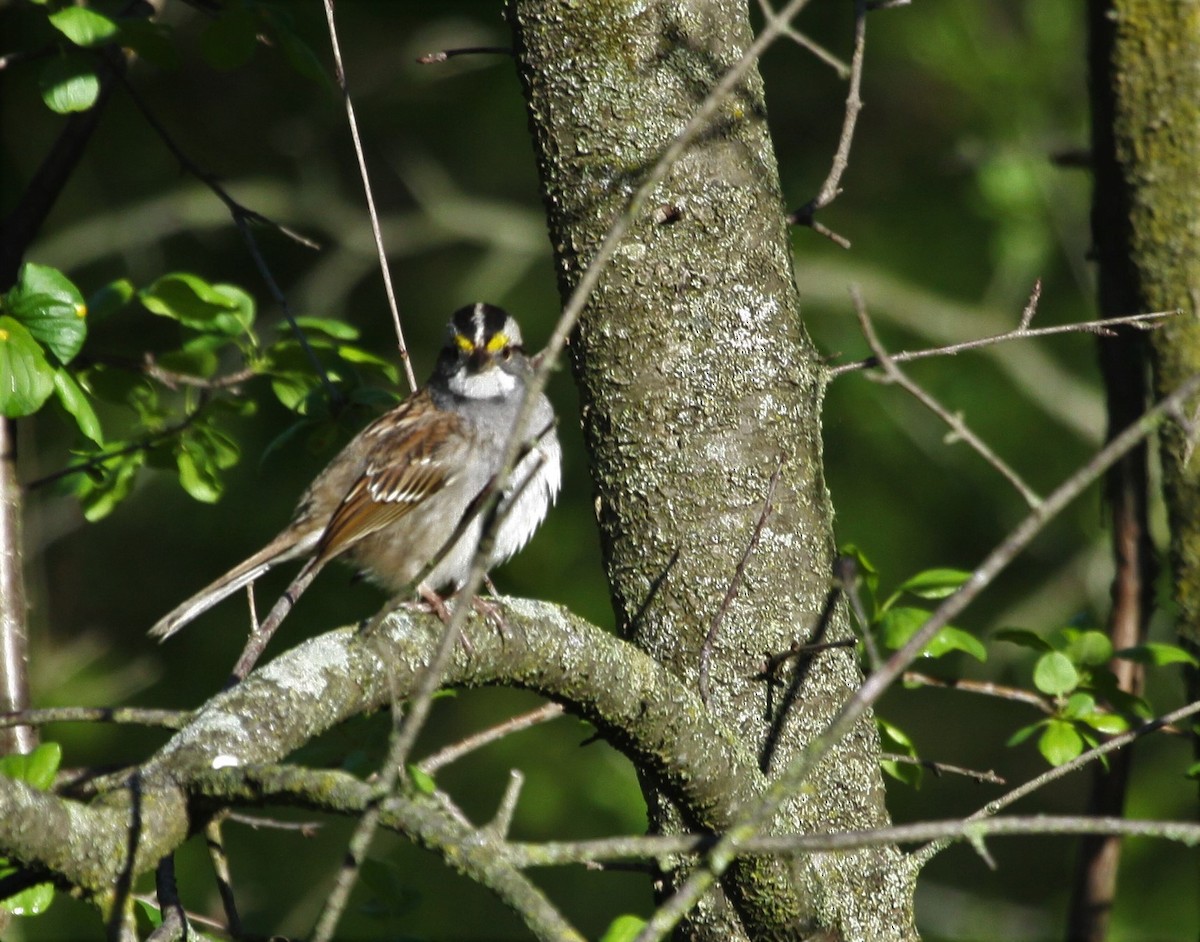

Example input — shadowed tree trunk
[1079,2,1200,940]
[509,1,916,938]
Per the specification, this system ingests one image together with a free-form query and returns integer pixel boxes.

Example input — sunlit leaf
[5,262,87,363]
[38,53,100,113]
[53,369,104,445]
[600,915,648,942]
[1115,642,1200,668]
[48,6,119,46]
[896,567,972,599]
[1038,719,1084,766]
[0,318,56,417]
[1033,651,1078,697]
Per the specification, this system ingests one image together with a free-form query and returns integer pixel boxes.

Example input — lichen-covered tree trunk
[509,1,916,939]
[1090,3,1200,630]
[1085,3,1200,938]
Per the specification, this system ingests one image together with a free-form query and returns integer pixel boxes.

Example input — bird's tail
[148,528,318,641]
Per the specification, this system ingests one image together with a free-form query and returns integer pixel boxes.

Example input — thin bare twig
[698,461,782,707]
[146,856,186,942]
[837,554,880,668]
[853,287,1044,508]
[827,309,1179,379]
[881,752,1005,785]
[226,812,321,836]
[786,0,869,247]
[321,0,417,393]
[416,46,512,64]
[419,703,564,774]
[0,706,188,730]
[205,817,243,939]
[758,638,856,682]
[756,0,849,76]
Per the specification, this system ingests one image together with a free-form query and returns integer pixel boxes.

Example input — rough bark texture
[1091,2,1200,631]
[1083,3,1200,938]
[508,1,915,939]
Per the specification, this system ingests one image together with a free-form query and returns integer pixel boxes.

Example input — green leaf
[879,607,984,660]
[0,877,55,917]
[1115,642,1200,668]
[200,5,259,70]
[53,369,104,445]
[1062,629,1112,667]
[337,344,400,382]
[407,764,436,795]
[6,263,87,363]
[87,278,135,322]
[1006,721,1044,748]
[1039,719,1084,766]
[993,627,1053,651]
[77,451,144,522]
[877,717,922,787]
[38,53,100,113]
[0,318,56,417]
[140,274,254,335]
[1061,692,1095,719]
[0,743,62,789]
[1033,651,1079,697]
[135,897,164,929]
[157,335,225,379]
[48,6,119,46]
[295,316,360,340]
[923,625,987,662]
[177,439,223,503]
[600,915,648,942]
[1186,761,1200,781]
[1081,711,1128,735]
[896,567,972,599]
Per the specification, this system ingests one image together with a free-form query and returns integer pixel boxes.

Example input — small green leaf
[77,451,144,521]
[599,915,648,942]
[1039,719,1084,766]
[295,316,360,340]
[993,627,1053,651]
[87,278,135,322]
[1061,692,1096,719]
[48,6,119,46]
[140,273,254,335]
[53,369,104,445]
[135,897,164,928]
[0,878,55,917]
[1006,721,1044,748]
[1186,761,1200,781]
[1063,630,1112,667]
[407,764,436,795]
[177,439,223,503]
[896,567,972,600]
[1081,711,1128,735]
[24,742,62,791]
[6,263,87,363]
[1115,643,1200,668]
[38,53,100,113]
[0,318,56,417]
[1033,651,1079,697]
[923,625,987,662]
[877,717,922,787]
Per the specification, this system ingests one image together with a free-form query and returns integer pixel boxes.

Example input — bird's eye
[500,347,513,361]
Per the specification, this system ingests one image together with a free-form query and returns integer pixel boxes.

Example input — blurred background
[2,1,1195,939]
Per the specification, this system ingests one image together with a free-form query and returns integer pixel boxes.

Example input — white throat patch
[449,366,518,399]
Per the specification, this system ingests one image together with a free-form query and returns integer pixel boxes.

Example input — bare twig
[853,287,1044,508]
[881,752,1005,785]
[0,706,188,730]
[146,856,186,942]
[698,461,782,706]
[786,0,869,247]
[419,703,564,774]
[827,308,1178,379]
[24,401,208,493]
[226,812,320,836]
[204,817,242,939]
[756,0,849,76]
[758,638,856,682]
[837,554,880,668]
[486,770,525,838]
[416,46,511,64]
[0,420,34,755]
[321,0,417,393]
[901,672,1052,713]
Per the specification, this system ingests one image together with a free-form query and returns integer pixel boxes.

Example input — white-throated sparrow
[149,303,561,669]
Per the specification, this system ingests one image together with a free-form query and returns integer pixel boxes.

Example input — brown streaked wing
[315,406,465,561]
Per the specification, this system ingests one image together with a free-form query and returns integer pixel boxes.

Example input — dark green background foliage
[1,1,1194,939]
